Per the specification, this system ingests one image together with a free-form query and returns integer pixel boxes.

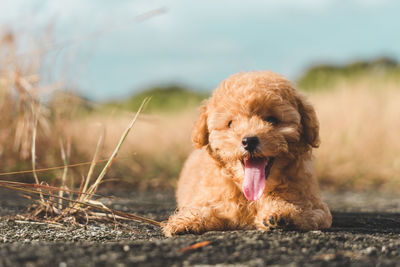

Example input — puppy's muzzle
[242,136,259,152]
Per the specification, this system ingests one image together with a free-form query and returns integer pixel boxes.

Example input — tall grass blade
[58,138,70,209]
[82,130,104,196]
[31,106,44,202]
[84,97,151,199]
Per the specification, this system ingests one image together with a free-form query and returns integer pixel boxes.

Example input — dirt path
[1,189,399,267]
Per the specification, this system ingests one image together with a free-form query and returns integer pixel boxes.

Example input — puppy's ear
[192,102,209,148]
[296,93,320,148]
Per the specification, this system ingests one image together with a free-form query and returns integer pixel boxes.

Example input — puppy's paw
[161,220,187,237]
[265,213,295,229]
[161,213,204,237]
[264,208,331,230]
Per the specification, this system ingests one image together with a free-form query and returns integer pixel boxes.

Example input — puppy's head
[192,71,319,201]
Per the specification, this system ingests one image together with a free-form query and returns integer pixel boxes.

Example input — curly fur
[162,71,332,236]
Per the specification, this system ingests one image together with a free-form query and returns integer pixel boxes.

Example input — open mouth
[241,157,275,201]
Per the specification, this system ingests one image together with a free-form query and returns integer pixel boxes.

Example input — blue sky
[1,0,400,100]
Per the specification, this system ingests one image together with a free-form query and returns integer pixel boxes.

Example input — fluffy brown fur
[162,71,332,236]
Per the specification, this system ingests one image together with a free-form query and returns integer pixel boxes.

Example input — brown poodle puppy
[162,71,332,236]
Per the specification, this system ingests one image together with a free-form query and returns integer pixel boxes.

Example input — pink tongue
[242,159,267,201]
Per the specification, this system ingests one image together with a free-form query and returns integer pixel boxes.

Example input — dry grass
[0,97,162,228]
[310,78,400,191]
[0,31,51,165]
[64,110,196,188]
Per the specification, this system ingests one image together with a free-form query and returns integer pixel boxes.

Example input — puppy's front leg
[162,206,228,237]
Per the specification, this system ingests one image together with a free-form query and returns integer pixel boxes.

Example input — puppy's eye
[227,120,233,128]
[264,116,279,125]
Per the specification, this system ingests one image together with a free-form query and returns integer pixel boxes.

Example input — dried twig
[179,241,211,253]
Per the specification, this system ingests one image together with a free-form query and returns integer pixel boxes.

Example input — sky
[1,0,400,101]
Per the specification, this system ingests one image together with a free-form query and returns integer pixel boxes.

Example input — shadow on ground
[331,211,400,234]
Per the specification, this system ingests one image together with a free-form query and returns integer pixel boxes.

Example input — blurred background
[1,0,400,192]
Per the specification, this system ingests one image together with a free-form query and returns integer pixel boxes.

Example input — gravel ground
[1,189,400,267]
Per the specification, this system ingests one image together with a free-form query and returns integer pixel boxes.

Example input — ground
[1,189,400,267]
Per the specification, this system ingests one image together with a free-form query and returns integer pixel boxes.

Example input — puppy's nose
[242,136,259,152]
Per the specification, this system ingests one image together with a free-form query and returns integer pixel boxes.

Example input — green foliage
[297,57,400,91]
[104,85,209,113]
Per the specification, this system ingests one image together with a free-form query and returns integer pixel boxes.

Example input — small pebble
[363,247,377,256]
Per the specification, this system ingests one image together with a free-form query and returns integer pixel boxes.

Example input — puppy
[162,71,332,236]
